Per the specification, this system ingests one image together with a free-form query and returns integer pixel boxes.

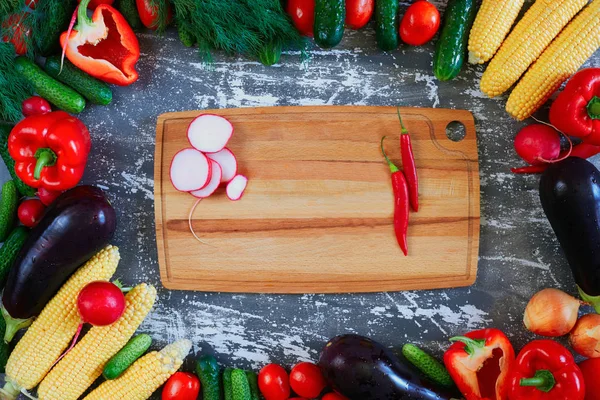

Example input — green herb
[32,0,77,56]
[0,42,32,123]
[148,0,172,33]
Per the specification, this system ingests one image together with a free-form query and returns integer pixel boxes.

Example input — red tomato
[287,0,315,37]
[162,372,201,400]
[17,199,45,228]
[77,0,114,9]
[345,0,374,30]
[22,96,52,118]
[2,14,31,55]
[37,188,63,206]
[399,1,440,46]
[289,362,326,398]
[136,0,173,30]
[322,393,349,400]
[579,359,600,400]
[258,364,290,400]
[77,281,126,326]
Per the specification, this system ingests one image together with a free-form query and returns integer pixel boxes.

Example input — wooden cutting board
[154,106,480,293]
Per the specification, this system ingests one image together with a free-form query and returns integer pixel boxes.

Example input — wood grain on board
[154,106,480,293]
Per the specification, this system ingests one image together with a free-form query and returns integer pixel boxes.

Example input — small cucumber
[178,24,195,47]
[44,56,112,106]
[0,181,18,242]
[103,334,152,380]
[231,369,251,400]
[223,367,233,400]
[14,57,86,114]
[0,125,35,197]
[117,0,143,30]
[0,227,28,288]
[402,344,455,388]
[258,41,282,66]
[314,0,345,49]
[433,0,477,81]
[375,0,399,51]
[196,355,223,400]
[245,371,260,400]
[0,308,9,372]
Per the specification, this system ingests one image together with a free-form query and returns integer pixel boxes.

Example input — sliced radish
[170,148,212,192]
[206,148,238,183]
[187,114,233,153]
[226,175,248,201]
[190,160,222,198]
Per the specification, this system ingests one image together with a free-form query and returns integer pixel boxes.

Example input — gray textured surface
[1,1,600,397]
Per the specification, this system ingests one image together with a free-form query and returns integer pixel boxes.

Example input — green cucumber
[0,181,18,242]
[196,355,223,400]
[433,0,477,81]
[117,0,143,30]
[103,334,152,380]
[245,371,260,400]
[0,227,28,288]
[178,24,195,47]
[314,0,345,49]
[223,367,233,400]
[258,41,282,66]
[0,307,9,372]
[44,56,112,106]
[402,344,454,388]
[0,125,35,197]
[14,57,86,114]
[231,369,251,400]
[375,0,399,51]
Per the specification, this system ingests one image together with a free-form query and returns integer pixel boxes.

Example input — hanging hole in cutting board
[446,121,466,142]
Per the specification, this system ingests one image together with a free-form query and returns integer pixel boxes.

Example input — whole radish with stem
[514,124,572,168]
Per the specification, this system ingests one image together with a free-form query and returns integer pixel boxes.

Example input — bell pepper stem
[578,286,600,313]
[396,106,409,134]
[588,96,600,120]
[519,370,555,393]
[381,136,400,173]
[448,336,486,356]
[33,148,57,180]
[76,0,94,29]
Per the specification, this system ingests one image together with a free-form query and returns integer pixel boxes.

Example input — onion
[523,288,580,336]
[570,314,600,358]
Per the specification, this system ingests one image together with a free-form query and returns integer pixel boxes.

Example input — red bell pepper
[508,340,585,400]
[60,0,140,86]
[579,358,600,400]
[8,111,91,191]
[444,328,515,400]
[550,68,600,144]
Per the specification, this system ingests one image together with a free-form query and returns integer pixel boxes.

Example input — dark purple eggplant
[319,334,458,400]
[540,157,600,312]
[1,185,116,342]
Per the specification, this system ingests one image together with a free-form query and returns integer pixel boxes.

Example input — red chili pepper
[381,136,409,256]
[59,0,140,86]
[444,328,516,400]
[397,108,419,212]
[508,340,585,400]
[512,143,600,174]
[8,111,91,191]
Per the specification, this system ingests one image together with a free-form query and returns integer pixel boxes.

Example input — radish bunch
[170,114,248,201]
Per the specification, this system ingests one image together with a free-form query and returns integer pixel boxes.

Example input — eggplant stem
[2,306,32,343]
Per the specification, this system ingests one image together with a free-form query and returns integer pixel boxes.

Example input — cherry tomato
[287,0,315,37]
[37,188,63,206]
[399,1,440,46]
[258,364,290,400]
[136,0,173,30]
[323,392,349,400]
[2,14,31,55]
[162,372,201,400]
[289,362,326,398]
[77,0,115,9]
[17,199,45,228]
[579,359,600,400]
[22,96,52,117]
[345,0,374,30]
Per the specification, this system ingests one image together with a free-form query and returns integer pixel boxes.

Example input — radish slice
[190,160,222,198]
[187,114,233,153]
[206,148,238,183]
[226,175,248,201]
[170,148,212,192]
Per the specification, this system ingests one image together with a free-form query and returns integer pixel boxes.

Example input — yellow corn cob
[83,339,192,400]
[507,0,600,120]
[480,0,587,97]
[468,0,525,64]
[3,245,120,392]
[37,283,157,400]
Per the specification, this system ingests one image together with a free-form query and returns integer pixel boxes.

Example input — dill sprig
[0,42,32,123]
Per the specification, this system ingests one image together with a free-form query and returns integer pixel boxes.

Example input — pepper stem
[396,107,409,134]
[588,97,600,120]
[520,370,555,393]
[76,0,94,28]
[33,148,57,180]
[448,336,486,356]
[381,136,399,173]
[577,286,600,313]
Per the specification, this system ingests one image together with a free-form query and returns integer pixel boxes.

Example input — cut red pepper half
[60,0,140,86]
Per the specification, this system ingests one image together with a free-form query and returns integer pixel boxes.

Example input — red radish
[18,199,46,227]
[206,148,238,183]
[191,160,222,198]
[22,96,51,117]
[187,114,233,153]
[170,148,212,192]
[226,175,248,201]
[514,124,561,165]
[78,281,126,326]
[37,187,63,206]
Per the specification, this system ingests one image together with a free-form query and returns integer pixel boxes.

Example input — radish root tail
[188,198,209,245]
[51,322,83,369]
[530,116,574,164]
